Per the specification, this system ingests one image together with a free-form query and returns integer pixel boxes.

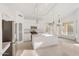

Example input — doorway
[2,20,13,56]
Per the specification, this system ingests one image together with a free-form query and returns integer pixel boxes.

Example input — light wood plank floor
[16,38,79,56]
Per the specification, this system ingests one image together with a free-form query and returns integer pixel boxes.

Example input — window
[62,21,74,35]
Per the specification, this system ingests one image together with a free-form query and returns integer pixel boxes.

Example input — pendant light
[34,4,39,24]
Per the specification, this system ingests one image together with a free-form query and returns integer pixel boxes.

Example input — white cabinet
[24,32,31,41]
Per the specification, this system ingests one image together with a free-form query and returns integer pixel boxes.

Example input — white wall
[0,5,7,56]
[23,19,36,30]
[23,19,36,41]
[0,19,2,56]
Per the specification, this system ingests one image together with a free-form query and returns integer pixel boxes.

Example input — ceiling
[0,3,79,20]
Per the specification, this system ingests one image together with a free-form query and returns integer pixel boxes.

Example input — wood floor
[16,39,79,56]
[16,41,33,56]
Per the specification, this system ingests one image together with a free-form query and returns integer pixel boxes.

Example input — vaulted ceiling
[0,3,79,20]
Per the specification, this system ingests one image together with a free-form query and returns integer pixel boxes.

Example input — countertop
[2,42,11,55]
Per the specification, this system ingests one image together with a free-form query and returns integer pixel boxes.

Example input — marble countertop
[2,42,11,55]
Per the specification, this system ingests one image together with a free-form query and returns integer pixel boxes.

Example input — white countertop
[2,42,11,55]
[32,33,59,49]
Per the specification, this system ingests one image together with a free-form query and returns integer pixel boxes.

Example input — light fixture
[34,4,39,24]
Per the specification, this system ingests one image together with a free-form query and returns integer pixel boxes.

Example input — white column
[76,19,79,42]
[0,19,2,56]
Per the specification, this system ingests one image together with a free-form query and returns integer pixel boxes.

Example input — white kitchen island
[32,33,59,49]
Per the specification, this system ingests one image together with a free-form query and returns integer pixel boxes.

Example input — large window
[62,21,74,36]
